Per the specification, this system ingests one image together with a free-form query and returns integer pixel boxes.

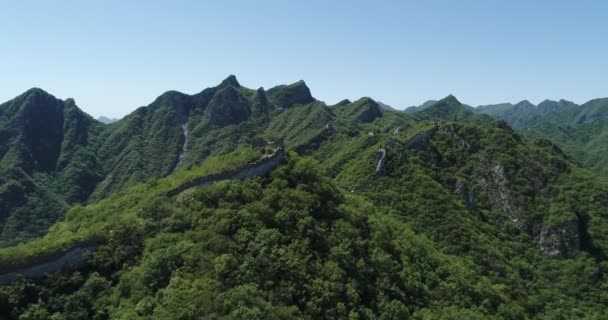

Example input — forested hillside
[0,76,341,245]
[476,98,608,177]
[0,79,607,319]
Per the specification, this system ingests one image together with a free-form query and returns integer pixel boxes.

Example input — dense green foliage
[0,89,105,246]
[1,80,608,318]
[476,98,608,177]
[0,76,336,245]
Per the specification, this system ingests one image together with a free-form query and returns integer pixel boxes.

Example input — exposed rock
[375,148,387,175]
[443,124,472,150]
[403,126,439,150]
[539,217,581,258]
[251,88,273,118]
[478,162,527,231]
[218,75,241,89]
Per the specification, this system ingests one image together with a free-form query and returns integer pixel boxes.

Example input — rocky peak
[537,99,578,113]
[513,100,535,110]
[267,80,314,108]
[539,216,581,259]
[251,87,273,117]
[441,94,461,106]
[333,99,352,107]
[150,90,192,120]
[350,97,383,123]
[218,75,241,89]
[0,88,67,172]
[203,85,250,126]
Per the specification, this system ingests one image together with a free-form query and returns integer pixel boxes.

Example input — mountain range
[0,77,607,318]
[475,98,608,177]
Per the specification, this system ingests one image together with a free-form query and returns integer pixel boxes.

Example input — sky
[1,0,607,118]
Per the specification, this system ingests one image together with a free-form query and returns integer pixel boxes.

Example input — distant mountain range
[474,98,608,177]
[96,116,119,124]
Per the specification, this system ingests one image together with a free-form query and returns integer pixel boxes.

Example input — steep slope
[1,120,608,318]
[1,79,608,318]
[376,101,396,111]
[476,97,608,177]
[403,100,438,113]
[416,95,494,124]
[0,77,330,244]
[0,89,106,245]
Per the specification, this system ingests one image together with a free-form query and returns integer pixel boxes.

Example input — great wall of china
[0,125,440,284]
[0,147,286,285]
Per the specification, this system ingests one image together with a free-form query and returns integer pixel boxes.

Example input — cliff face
[539,217,581,258]
[403,126,439,150]
[203,86,251,127]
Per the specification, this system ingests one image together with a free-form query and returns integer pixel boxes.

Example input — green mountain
[0,89,106,246]
[0,76,359,245]
[476,98,608,177]
[0,79,608,319]
[415,95,494,125]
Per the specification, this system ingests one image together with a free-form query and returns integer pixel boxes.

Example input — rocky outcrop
[443,124,472,150]
[403,126,439,150]
[477,162,527,231]
[174,122,189,170]
[375,149,387,175]
[539,217,581,259]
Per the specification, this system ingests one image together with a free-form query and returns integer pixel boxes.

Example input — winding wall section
[0,148,286,285]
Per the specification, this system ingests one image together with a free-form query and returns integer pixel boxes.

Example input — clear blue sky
[1,0,607,117]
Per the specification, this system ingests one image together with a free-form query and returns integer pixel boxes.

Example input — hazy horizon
[1,0,607,118]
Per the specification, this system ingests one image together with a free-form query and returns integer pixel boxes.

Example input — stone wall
[166,147,285,197]
[0,245,97,285]
[0,149,286,285]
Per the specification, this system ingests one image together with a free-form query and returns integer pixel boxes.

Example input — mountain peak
[439,94,462,106]
[17,88,56,103]
[23,87,50,96]
[348,97,382,123]
[218,75,240,88]
[267,80,314,108]
[514,100,535,108]
[333,99,352,107]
